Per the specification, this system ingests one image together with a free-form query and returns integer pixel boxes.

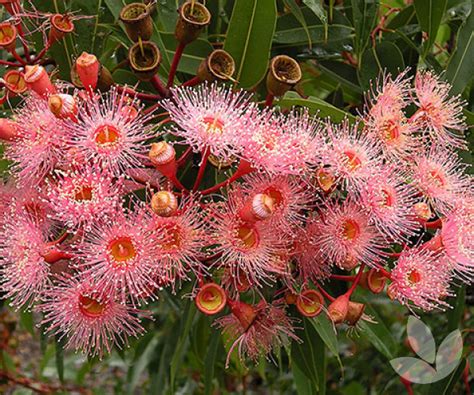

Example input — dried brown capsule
[128,40,161,81]
[266,55,302,97]
[175,1,211,45]
[119,3,153,42]
[197,49,235,82]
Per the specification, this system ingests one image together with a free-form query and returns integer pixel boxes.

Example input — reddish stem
[345,264,366,297]
[177,146,193,167]
[464,360,471,395]
[193,148,210,191]
[182,76,201,87]
[424,217,443,229]
[264,93,274,107]
[378,267,392,280]
[115,85,162,101]
[0,59,22,67]
[316,283,335,302]
[33,42,51,63]
[400,377,414,395]
[330,274,356,281]
[9,49,26,65]
[201,159,254,195]
[150,75,169,97]
[167,42,186,87]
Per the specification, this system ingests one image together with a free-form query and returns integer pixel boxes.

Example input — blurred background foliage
[0,0,473,394]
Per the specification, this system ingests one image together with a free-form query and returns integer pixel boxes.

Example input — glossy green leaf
[292,360,316,395]
[277,91,357,123]
[283,0,313,48]
[303,0,328,41]
[445,7,474,94]
[351,0,380,57]
[359,41,405,90]
[224,0,277,88]
[203,329,221,395]
[126,333,159,394]
[414,0,448,56]
[55,335,65,383]
[309,314,342,373]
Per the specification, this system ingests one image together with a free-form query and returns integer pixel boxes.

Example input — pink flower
[411,148,471,214]
[441,203,473,280]
[323,121,381,193]
[74,205,160,304]
[150,197,208,287]
[240,173,313,233]
[241,110,320,175]
[293,218,332,282]
[389,248,453,311]
[45,166,122,230]
[208,193,288,287]
[40,275,146,358]
[163,83,255,160]
[314,200,387,268]
[412,71,467,149]
[0,211,52,308]
[367,70,411,113]
[5,93,68,185]
[215,300,298,366]
[66,88,156,176]
[360,168,419,242]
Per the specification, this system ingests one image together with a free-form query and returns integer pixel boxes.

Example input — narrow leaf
[414,0,448,56]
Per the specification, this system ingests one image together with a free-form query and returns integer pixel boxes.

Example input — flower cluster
[0,3,472,364]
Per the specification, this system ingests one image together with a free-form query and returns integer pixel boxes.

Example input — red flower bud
[328,294,349,324]
[0,118,19,141]
[24,65,56,97]
[76,52,100,90]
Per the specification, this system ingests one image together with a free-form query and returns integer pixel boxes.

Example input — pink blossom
[65,88,157,176]
[5,93,68,185]
[412,71,467,149]
[441,203,474,280]
[314,200,387,268]
[0,210,52,308]
[360,168,419,242]
[40,275,146,358]
[240,173,313,233]
[411,147,471,214]
[163,83,255,160]
[389,248,453,311]
[241,110,321,175]
[74,205,160,304]
[45,166,122,230]
[208,193,289,287]
[215,300,298,366]
[322,121,382,194]
[150,197,208,287]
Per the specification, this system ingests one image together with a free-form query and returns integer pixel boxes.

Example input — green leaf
[302,0,328,41]
[203,329,221,395]
[318,60,363,93]
[277,91,357,123]
[224,0,277,88]
[414,0,448,57]
[55,335,65,383]
[309,314,342,373]
[447,285,466,331]
[169,300,197,391]
[19,309,34,336]
[274,7,353,46]
[445,7,474,94]
[351,0,380,58]
[359,41,406,90]
[283,0,313,48]
[126,333,159,394]
[292,360,316,395]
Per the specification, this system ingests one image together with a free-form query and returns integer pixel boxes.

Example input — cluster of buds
[0,1,472,365]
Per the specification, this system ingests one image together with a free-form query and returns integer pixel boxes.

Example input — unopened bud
[296,289,324,317]
[120,3,153,42]
[151,190,178,217]
[175,1,211,45]
[128,40,161,81]
[345,301,365,326]
[48,93,78,121]
[197,49,235,82]
[76,52,100,90]
[229,300,257,331]
[149,142,176,166]
[328,294,349,324]
[195,283,227,315]
[266,55,302,97]
[24,65,56,97]
[0,118,19,141]
[240,193,275,222]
